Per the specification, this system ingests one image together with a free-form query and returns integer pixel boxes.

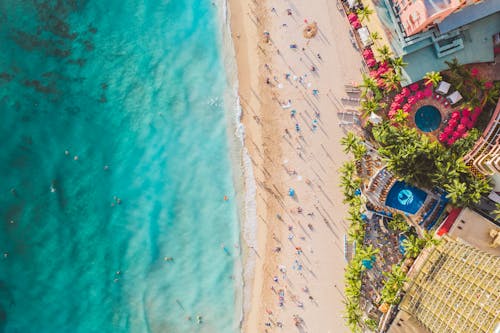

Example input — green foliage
[402,234,425,258]
[381,265,407,304]
[364,318,379,330]
[372,121,491,207]
[493,203,500,221]
[387,214,410,232]
[423,71,442,87]
[356,6,374,22]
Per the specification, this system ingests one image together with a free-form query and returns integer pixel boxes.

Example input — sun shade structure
[435,81,451,95]
[398,238,500,333]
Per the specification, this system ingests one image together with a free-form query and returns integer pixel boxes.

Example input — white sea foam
[218,0,258,330]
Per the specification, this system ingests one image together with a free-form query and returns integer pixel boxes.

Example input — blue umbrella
[289,188,295,197]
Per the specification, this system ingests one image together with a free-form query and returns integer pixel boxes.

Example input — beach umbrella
[485,81,494,89]
[416,91,424,100]
[401,87,410,97]
[407,96,417,105]
[402,103,412,113]
[462,108,471,117]
[348,13,358,23]
[451,111,460,119]
[377,67,387,77]
[362,48,374,58]
[366,58,377,68]
[438,132,448,142]
[471,67,479,77]
[410,83,419,91]
[352,20,361,29]
[288,188,295,197]
[394,94,404,104]
[377,78,385,88]
[447,119,458,129]
[460,116,469,125]
[388,109,397,118]
[370,70,378,78]
[452,132,461,140]
[390,101,401,110]
[424,87,433,97]
[457,124,466,133]
[447,138,455,146]
[443,127,453,136]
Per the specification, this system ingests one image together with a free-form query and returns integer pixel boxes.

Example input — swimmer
[74,155,79,161]
[224,195,228,201]
[196,315,202,324]
[65,150,70,155]
[104,165,109,170]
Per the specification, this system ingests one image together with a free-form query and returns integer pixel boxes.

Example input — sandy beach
[229,0,365,331]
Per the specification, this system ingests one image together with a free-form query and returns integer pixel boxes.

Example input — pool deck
[408,96,452,138]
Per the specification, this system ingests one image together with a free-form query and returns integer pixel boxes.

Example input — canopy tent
[447,91,463,105]
[435,81,451,95]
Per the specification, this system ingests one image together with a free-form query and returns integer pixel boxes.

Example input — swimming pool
[385,181,427,215]
[415,105,442,132]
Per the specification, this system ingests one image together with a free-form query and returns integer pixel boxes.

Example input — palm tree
[340,161,356,178]
[402,234,424,258]
[391,56,408,75]
[341,132,360,154]
[370,31,381,43]
[360,98,380,118]
[360,73,379,99]
[356,6,374,22]
[382,69,402,93]
[444,58,461,74]
[423,71,442,88]
[444,178,467,204]
[388,213,409,232]
[493,203,500,220]
[462,177,492,206]
[391,109,409,125]
[376,45,393,63]
[352,143,368,160]
[422,230,440,247]
[358,244,379,261]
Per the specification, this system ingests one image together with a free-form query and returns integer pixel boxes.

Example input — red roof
[437,208,462,236]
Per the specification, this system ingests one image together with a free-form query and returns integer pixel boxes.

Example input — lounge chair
[435,81,451,95]
[447,91,463,105]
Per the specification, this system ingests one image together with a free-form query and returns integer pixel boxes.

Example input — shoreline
[228,0,366,331]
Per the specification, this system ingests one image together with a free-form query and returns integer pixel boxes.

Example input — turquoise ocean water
[0,1,242,332]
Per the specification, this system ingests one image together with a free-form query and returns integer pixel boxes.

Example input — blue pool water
[415,105,442,132]
[0,1,242,332]
[385,181,427,215]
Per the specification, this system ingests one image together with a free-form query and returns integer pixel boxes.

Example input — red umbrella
[391,101,401,109]
[485,81,494,89]
[410,83,419,91]
[462,108,471,117]
[457,124,466,133]
[388,109,397,118]
[447,138,455,146]
[448,119,458,128]
[379,61,389,69]
[362,48,373,58]
[377,78,385,87]
[366,58,377,68]
[402,103,412,112]
[465,120,474,129]
[424,87,433,97]
[416,91,424,100]
[377,67,387,77]
[394,94,404,104]
[407,96,417,105]
[370,70,378,78]
[443,126,453,135]
[452,132,461,140]
[439,132,448,142]
[471,67,479,77]
[348,13,358,23]
[451,111,460,119]
[352,20,361,29]
[401,88,410,97]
